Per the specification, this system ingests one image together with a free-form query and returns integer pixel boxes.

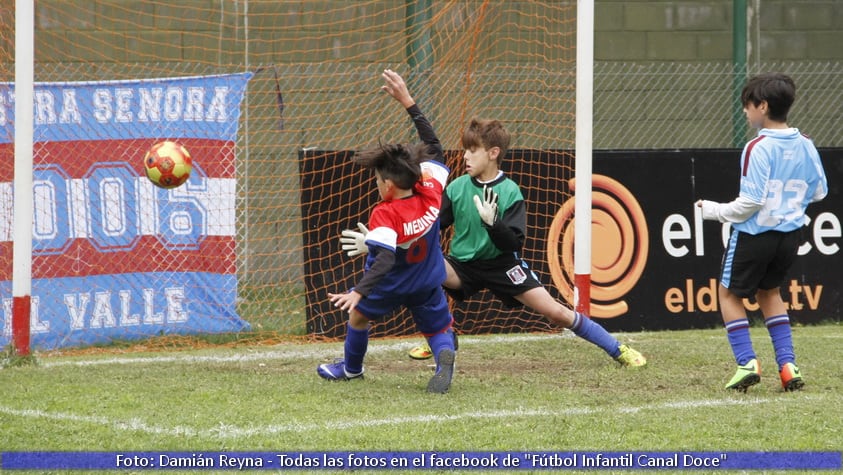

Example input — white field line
[38,329,826,369]
[0,395,820,440]
[34,329,841,369]
[39,333,578,368]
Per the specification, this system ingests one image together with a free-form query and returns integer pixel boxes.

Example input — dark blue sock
[427,328,456,371]
[570,312,621,358]
[765,314,795,369]
[344,323,368,373]
[725,318,756,366]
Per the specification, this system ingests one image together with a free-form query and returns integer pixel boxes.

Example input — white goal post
[575,0,594,315]
[12,0,34,356]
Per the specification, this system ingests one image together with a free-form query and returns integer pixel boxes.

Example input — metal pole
[732,0,748,147]
[13,0,34,356]
[575,0,594,315]
[405,0,434,123]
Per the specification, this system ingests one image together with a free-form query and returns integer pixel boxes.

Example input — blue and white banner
[0,73,253,350]
[1,451,840,470]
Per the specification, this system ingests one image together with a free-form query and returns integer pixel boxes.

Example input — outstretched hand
[328,290,363,314]
[340,222,369,257]
[381,69,415,108]
[473,185,499,226]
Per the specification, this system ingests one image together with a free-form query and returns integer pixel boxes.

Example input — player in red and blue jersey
[697,72,827,392]
[317,69,456,394]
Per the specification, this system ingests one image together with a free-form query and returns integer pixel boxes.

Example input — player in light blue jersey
[697,72,827,392]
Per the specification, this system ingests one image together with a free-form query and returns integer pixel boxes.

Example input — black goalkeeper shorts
[444,254,543,308]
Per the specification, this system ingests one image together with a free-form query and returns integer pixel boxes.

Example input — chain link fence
[21,60,842,150]
[594,61,842,149]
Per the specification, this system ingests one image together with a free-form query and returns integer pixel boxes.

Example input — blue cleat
[426,349,456,394]
[317,359,364,381]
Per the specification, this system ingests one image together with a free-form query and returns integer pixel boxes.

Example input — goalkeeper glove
[473,185,499,226]
[340,222,369,257]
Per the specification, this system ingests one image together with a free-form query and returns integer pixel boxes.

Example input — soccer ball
[144,141,193,189]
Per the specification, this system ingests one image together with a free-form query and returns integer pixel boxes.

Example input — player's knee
[348,311,370,330]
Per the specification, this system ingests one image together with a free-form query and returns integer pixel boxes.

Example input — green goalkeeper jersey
[445,173,527,262]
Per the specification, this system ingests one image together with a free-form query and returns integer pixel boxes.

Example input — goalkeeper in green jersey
[342,117,646,367]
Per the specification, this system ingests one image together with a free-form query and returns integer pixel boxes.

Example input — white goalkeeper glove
[340,222,369,257]
[473,185,499,226]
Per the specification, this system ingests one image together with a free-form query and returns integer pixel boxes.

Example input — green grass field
[1,323,841,474]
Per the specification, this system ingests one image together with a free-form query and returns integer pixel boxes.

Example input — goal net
[1,1,577,350]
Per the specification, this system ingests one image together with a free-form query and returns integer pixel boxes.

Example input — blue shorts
[355,286,453,336]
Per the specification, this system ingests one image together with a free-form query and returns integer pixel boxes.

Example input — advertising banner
[1,73,252,350]
[584,149,841,332]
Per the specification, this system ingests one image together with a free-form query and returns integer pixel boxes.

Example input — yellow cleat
[725,358,761,392]
[616,344,647,367]
[408,342,433,360]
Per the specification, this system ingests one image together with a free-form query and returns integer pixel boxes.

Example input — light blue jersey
[734,128,827,235]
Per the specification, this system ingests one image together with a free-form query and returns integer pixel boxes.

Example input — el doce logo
[547,175,648,318]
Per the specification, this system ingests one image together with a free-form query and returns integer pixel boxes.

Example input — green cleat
[780,362,804,392]
[616,344,647,367]
[725,358,761,392]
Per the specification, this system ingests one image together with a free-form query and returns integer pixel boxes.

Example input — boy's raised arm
[381,69,444,164]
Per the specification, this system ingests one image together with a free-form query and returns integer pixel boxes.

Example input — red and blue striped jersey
[363,160,450,294]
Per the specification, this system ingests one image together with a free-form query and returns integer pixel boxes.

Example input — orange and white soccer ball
[144,141,193,189]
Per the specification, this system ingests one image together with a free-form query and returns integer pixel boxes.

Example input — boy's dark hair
[741,73,796,123]
[353,142,433,190]
[461,118,511,160]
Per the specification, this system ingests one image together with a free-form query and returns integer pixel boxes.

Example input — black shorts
[444,254,543,307]
[720,228,802,298]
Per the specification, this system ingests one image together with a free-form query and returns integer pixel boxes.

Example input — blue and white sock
[725,318,755,366]
[570,312,621,358]
[344,323,368,374]
[765,314,795,369]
